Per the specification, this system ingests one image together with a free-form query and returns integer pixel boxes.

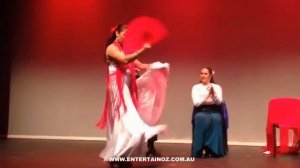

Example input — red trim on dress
[97,41,139,129]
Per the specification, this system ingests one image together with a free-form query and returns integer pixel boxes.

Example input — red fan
[123,16,168,54]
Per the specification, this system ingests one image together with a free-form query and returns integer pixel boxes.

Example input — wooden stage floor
[0,139,299,168]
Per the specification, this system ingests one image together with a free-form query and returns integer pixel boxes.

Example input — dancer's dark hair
[106,24,128,47]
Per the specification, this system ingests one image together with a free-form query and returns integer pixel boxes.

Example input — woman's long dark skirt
[191,111,225,157]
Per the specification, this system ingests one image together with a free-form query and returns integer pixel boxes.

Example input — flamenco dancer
[97,22,168,167]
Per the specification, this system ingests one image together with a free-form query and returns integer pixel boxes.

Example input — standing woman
[97,24,166,163]
[191,67,225,158]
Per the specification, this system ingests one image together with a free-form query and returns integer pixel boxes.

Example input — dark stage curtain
[0,0,18,139]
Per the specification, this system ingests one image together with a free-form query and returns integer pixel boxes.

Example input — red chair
[263,98,300,157]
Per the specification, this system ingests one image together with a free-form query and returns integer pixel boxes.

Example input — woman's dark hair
[106,24,128,47]
[202,67,216,83]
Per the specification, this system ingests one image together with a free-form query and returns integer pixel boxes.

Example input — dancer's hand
[143,43,151,49]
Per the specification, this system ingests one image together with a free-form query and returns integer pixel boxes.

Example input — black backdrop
[0,0,18,139]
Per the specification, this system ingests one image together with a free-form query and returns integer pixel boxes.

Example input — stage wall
[8,0,300,145]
